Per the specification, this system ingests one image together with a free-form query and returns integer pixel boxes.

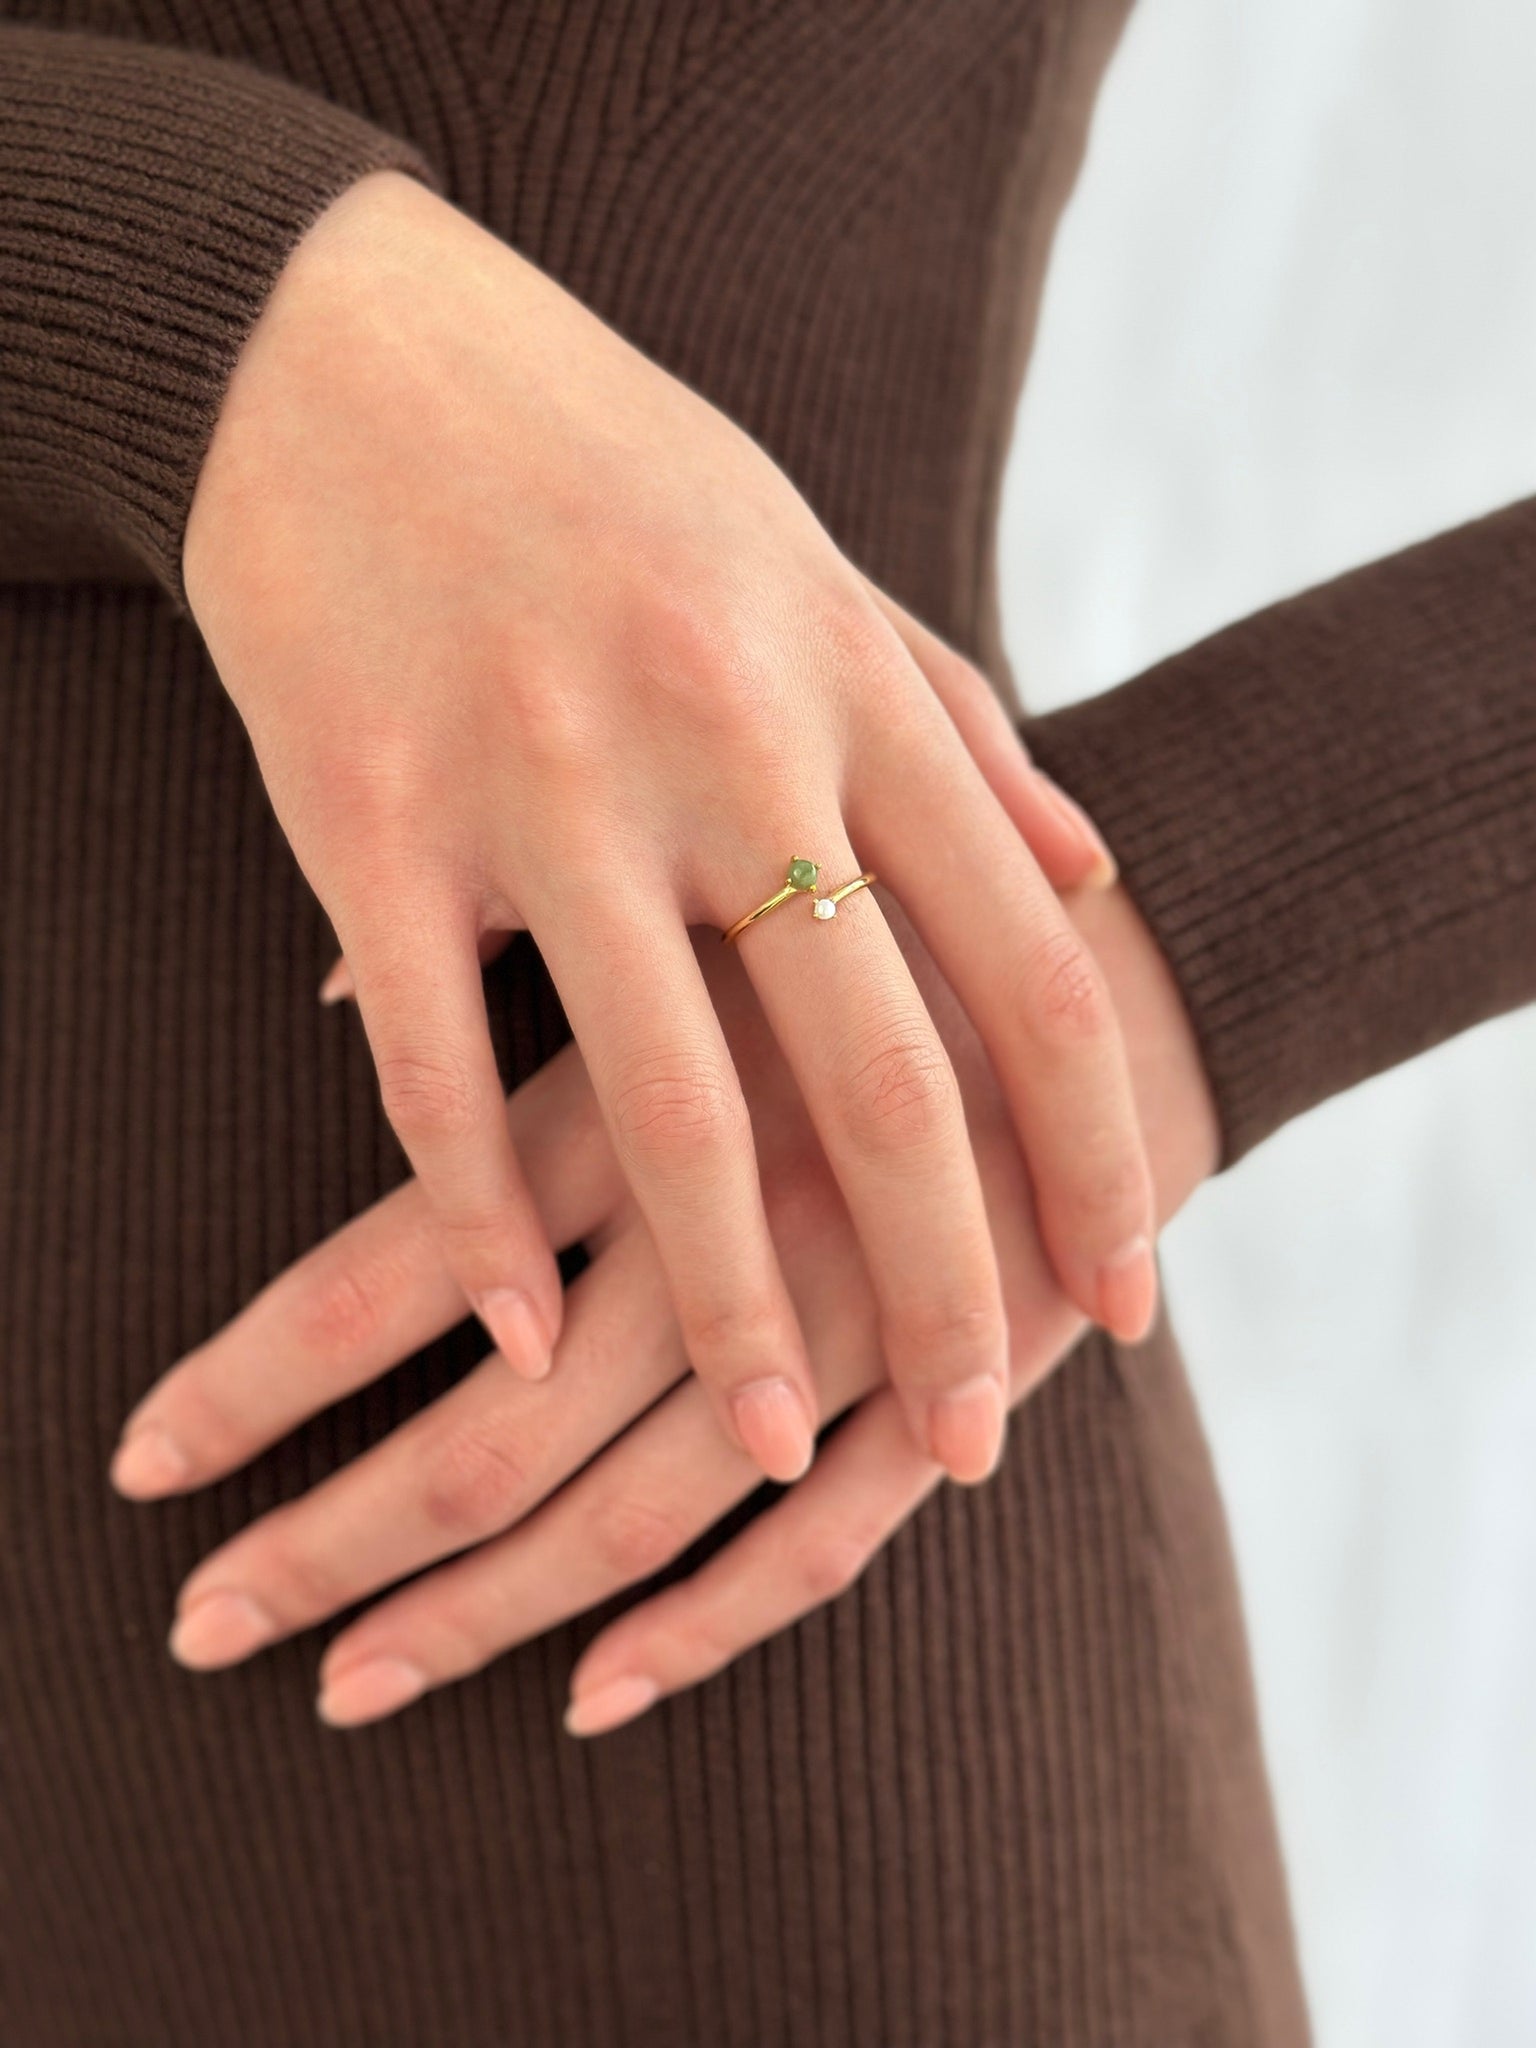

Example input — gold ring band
[720,856,877,945]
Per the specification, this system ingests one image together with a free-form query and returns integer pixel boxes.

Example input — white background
[999,1,1536,2040]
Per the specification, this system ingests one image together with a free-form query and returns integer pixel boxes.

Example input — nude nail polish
[564,1675,659,1738]
[168,1591,277,1669]
[1098,1235,1158,1343]
[730,1378,815,1483]
[317,1656,428,1727]
[110,1423,192,1499]
[1037,772,1118,888]
[926,1373,1006,1484]
[477,1287,552,1381]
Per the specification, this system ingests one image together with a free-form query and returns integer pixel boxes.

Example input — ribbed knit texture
[1,25,443,607]
[0,582,1298,2030]
[0,0,1526,2042]
[1023,496,1536,1167]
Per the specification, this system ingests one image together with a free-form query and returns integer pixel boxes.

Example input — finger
[313,1374,758,1726]
[534,889,819,1484]
[566,1202,1095,1732]
[311,1225,882,1722]
[717,838,1011,1485]
[164,1224,687,1673]
[195,1101,875,1686]
[859,576,1116,892]
[565,1388,941,1733]
[318,954,354,1005]
[343,887,563,1380]
[313,1268,1079,1731]
[312,977,1091,1735]
[109,1042,618,1499]
[850,708,1159,1343]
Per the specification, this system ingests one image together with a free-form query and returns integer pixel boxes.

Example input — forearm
[1020,495,1536,1170]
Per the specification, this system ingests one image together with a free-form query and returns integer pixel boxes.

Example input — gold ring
[720,856,877,945]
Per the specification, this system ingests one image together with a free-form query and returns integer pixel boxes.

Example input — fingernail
[730,1377,815,1483]
[477,1287,552,1381]
[318,956,354,1004]
[925,1373,1006,1484]
[564,1674,659,1738]
[317,1656,428,1727]
[1037,773,1118,888]
[110,1424,192,1499]
[1098,1235,1158,1343]
[168,1590,277,1669]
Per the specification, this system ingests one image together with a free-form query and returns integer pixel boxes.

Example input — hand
[108,875,1218,1732]
[179,164,1156,1488]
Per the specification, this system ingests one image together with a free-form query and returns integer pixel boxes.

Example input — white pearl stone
[812,898,837,919]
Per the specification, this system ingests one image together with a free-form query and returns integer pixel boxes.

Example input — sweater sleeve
[1019,494,1536,1173]
[0,24,444,616]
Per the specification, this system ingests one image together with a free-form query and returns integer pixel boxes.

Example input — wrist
[182,169,447,625]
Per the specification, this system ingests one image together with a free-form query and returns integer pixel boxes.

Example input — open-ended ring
[720,856,877,945]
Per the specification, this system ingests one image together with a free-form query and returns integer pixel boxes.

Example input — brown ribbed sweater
[1,6,1531,2045]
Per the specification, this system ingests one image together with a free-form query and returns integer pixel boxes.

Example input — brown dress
[2,6,1532,2042]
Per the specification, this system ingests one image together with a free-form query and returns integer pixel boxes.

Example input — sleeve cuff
[1,26,445,612]
[1019,496,1536,1170]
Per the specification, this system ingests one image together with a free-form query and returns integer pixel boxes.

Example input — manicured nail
[317,1656,428,1727]
[730,1377,815,1483]
[925,1373,1006,1483]
[168,1590,277,1669]
[1037,772,1118,888]
[564,1674,659,1738]
[1098,1235,1158,1343]
[110,1423,192,1499]
[318,956,354,1004]
[477,1287,552,1381]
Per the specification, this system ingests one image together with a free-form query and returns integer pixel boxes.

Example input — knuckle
[494,658,604,774]
[681,1295,785,1379]
[313,719,438,848]
[587,1491,692,1583]
[632,584,793,758]
[665,1602,739,1679]
[308,724,398,813]
[810,586,914,718]
[837,1022,961,1157]
[376,1045,481,1143]
[1022,928,1111,1047]
[934,642,991,702]
[634,579,733,683]
[790,1528,874,1605]
[263,1532,348,1620]
[413,1589,498,1679]
[417,1419,530,1542]
[824,582,993,729]
[1073,1144,1152,1235]
[608,1051,743,1171]
[431,1201,518,1275]
[812,581,892,671]
[291,1257,387,1364]
[904,1291,1007,1367]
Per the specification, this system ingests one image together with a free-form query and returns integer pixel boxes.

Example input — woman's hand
[108,876,1218,1732]
[179,164,1155,1490]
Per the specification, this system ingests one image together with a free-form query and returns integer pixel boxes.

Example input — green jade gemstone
[787,858,819,891]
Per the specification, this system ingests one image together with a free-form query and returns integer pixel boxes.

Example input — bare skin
[109,877,1218,1732]
[175,166,1157,1492]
